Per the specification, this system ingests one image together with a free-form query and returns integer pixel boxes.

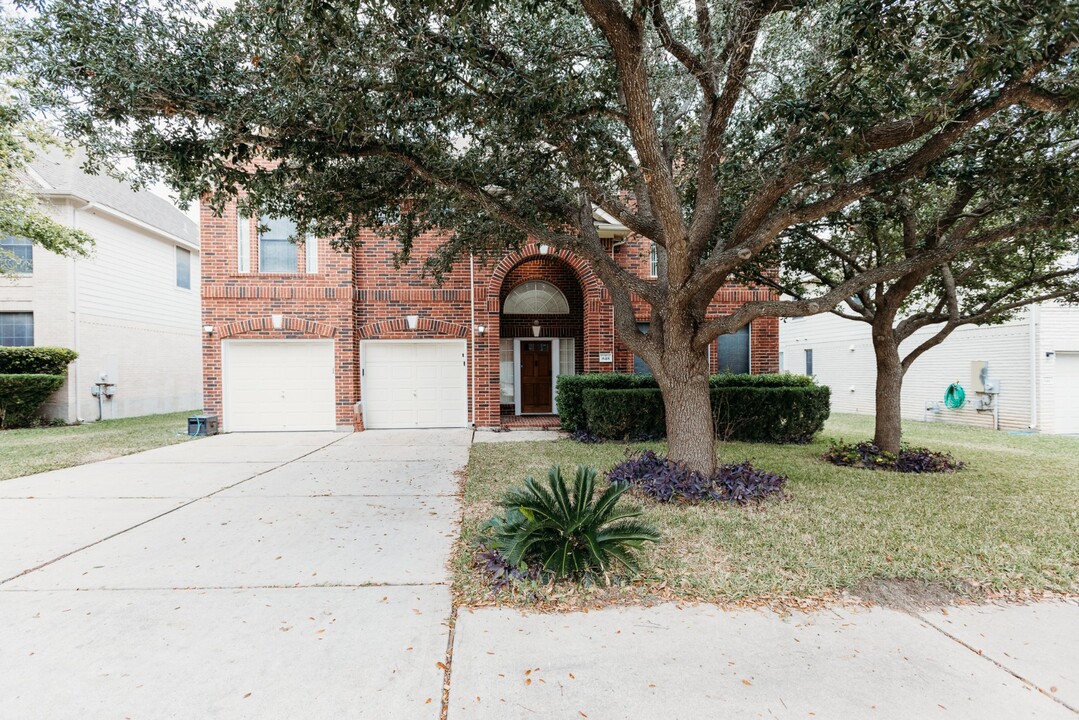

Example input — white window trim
[305,237,318,274]
[237,214,250,273]
[649,241,658,278]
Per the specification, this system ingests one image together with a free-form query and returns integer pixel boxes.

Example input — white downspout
[470,253,476,428]
[71,206,84,423]
[1029,304,1040,430]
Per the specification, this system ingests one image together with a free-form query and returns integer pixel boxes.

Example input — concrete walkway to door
[0,429,469,719]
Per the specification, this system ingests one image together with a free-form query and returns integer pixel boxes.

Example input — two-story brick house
[200,201,778,432]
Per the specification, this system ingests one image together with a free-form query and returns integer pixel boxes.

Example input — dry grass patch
[0,410,198,480]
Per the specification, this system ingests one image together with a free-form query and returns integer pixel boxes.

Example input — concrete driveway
[3,429,1077,720]
[0,429,469,719]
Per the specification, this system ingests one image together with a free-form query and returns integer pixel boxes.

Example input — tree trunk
[872,329,905,455]
[653,344,717,475]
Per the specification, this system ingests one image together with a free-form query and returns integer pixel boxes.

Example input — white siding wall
[0,199,202,422]
[1037,303,1079,434]
[781,309,1049,432]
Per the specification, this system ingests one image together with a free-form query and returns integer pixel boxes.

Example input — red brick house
[200,202,779,431]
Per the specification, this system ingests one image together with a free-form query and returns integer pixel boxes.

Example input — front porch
[499,411,562,430]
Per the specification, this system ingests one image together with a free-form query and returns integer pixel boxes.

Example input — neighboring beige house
[0,147,202,422]
[780,303,1079,435]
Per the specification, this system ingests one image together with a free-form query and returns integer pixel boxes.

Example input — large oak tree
[16,0,1078,471]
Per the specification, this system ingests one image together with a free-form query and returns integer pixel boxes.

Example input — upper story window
[649,241,658,278]
[503,281,569,314]
[0,237,33,274]
[258,216,299,273]
[176,247,192,289]
[0,312,33,346]
[237,214,251,273]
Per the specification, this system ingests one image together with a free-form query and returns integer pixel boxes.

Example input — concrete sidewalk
[0,429,469,719]
[448,600,1078,719]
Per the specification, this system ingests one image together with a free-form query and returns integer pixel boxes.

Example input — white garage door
[1055,352,1079,434]
[362,341,468,428]
[223,340,336,432]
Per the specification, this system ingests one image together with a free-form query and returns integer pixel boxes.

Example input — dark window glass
[176,247,191,289]
[0,312,34,346]
[258,216,298,273]
[716,324,751,374]
[0,237,32,273]
[632,322,652,375]
[805,349,814,377]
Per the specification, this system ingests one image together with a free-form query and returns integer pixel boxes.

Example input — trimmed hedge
[582,388,666,439]
[557,372,816,432]
[0,346,78,376]
[712,385,831,443]
[0,374,66,428]
[577,383,831,443]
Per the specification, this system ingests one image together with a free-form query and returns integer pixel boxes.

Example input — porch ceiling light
[532,320,542,337]
[405,314,420,330]
[271,314,284,330]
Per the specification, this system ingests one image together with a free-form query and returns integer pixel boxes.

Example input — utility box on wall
[970,360,989,393]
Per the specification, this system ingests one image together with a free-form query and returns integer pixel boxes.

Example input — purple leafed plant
[608,449,788,504]
[474,547,542,594]
[822,440,964,473]
[570,429,604,444]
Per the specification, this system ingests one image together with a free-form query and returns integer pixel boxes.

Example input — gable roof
[27,146,199,248]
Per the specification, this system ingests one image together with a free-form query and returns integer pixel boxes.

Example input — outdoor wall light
[202,325,215,335]
[538,244,550,255]
[476,324,486,335]
[405,314,420,330]
[271,314,284,330]
[532,320,542,337]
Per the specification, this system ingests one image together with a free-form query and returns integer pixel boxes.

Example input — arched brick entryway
[476,245,611,427]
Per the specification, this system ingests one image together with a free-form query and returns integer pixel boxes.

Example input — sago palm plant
[486,465,660,579]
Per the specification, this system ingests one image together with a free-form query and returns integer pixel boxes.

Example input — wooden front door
[520,341,553,413]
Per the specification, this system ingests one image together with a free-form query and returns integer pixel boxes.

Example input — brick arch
[217,316,337,339]
[486,243,603,313]
[355,317,470,339]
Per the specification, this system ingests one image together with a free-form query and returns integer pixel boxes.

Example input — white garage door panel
[225,341,337,432]
[363,341,467,429]
[1055,352,1079,434]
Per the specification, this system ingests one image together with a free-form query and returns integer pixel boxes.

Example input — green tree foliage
[14,0,1078,470]
[753,112,1079,452]
[0,24,93,268]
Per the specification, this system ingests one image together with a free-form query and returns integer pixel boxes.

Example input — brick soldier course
[201,201,779,429]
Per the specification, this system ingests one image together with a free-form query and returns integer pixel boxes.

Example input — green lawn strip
[457,414,1079,607]
[0,410,200,480]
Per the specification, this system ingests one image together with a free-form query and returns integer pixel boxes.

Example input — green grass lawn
[457,413,1079,607]
[0,410,200,480]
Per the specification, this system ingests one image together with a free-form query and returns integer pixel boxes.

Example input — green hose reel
[944,382,966,409]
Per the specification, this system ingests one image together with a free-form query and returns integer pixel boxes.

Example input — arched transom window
[503,281,570,314]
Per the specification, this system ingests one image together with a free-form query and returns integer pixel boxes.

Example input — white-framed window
[0,236,33,273]
[237,214,250,273]
[176,247,192,290]
[305,237,318,274]
[258,216,299,273]
[649,241,658,278]
[0,312,33,346]
[499,338,515,404]
[558,338,575,377]
[503,281,570,314]
[805,348,814,377]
